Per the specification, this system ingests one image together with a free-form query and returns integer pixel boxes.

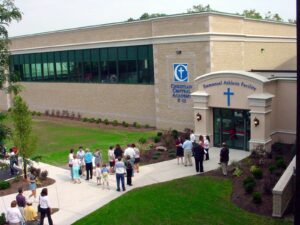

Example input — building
[2,12,296,151]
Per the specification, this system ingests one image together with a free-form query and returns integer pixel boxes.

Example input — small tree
[11,96,36,179]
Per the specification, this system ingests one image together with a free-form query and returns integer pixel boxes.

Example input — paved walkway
[0,147,249,225]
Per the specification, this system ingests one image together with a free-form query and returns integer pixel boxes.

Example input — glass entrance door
[213,108,250,150]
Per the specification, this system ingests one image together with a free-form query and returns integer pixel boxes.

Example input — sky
[7,0,296,37]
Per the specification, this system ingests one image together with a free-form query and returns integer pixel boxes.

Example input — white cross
[178,67,185,79]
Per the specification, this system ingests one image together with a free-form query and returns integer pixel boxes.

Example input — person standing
[93,149,102,168]
[204,136,210,160]
[182,136,193,166]
[193,141,205,173]
[24,200,38,225]
[124,144,135,176]
[16,188,26,219]
[175,136,184,165]
[77,146,85,177]
[114,144,123,159]
[115,157,126,192]
[101,164,110,189]
[125,155,133,186]
[28,171,37,200]
[84,148,93,181]
[108,146,115,174]
[190,130,196,143]
[72,154,81,184]
[6,200,24,225]
[132,144,140,173]
[220,142,230,176]
[39,188,53,225]
[68,149,74,181]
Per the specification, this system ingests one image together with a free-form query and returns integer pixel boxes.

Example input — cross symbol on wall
[178,67,184,79]
[224,88,234,107]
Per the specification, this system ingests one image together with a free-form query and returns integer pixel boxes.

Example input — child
[95,164,101,185]
[108,146,115,174]
[125,155,133,186]
[101,164,110,189]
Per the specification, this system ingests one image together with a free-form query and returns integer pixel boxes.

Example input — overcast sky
[7,0,296,37]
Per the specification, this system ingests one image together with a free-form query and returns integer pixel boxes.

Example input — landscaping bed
[206,143,295,216]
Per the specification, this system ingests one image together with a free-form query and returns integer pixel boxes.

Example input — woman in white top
[108,146,115,174]
[68,149,74,180]
[204,136,210,160]
[72,154,81,184]
[6,200,24,225]
[39,188,53,225]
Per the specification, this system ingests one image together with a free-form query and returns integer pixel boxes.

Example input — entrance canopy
[191,70,275,151]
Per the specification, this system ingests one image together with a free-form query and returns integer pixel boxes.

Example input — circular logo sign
[173,64,188,82]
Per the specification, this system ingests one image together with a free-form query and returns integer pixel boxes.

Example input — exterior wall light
[254,117,259,127]
[176,50,182,55]
[196,113,202,121]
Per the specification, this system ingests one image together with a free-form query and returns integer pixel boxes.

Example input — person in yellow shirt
[24,200,38,225]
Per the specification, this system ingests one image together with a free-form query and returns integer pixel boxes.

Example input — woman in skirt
[175,136,184,165]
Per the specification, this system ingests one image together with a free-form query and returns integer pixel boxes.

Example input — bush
[88,118,96,123]
[152,155,159,160]
[168,153,176,158]
[0,180,10,190]
[0,213,6,225]
[138,137,147,144]
[82,117,89,122]
[153,136,160,143]
[96,118,101,124]
[104,119,109,125]
[268,164,277,174]
[40,170,48,180]
[251,167,263,179]
[157,132,163,137]
[135,123,141,128]
[133,122,138,127]
[31,111,36,116]
[272,142,284,154]
[44,110,49,116]
[36,112,42,116]
[276,158,286,169]
[252,192,262,204]
[112,120,118,126]
[233,167,242,177]
[144,124,150,128]
[171,129,179,138]
[154,151,161,156]
[275,156,284,161]
[243,176,256,194]
[122,121,129,127]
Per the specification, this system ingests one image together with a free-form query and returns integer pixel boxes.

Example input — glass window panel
[83,49,90,62]
[43,63,49,79]
[75,50,83,62]
[48,63,55,78]
[61,51,68,61]
[83,62,92,82]
[23,64,31,80]
[91,49,99,62]
[30,54,35,64]
[31,64,37,80]
[118,47,127,60]
[36,64,42,79]
[138,46,147,59]
[56,62,62,75]
[108,48,117,60]
[119,60,137,84]
[100,61,108,83]
[36,53,42,63]
[13,55,20,64]
[24,54,30,64]
[47,52,54,62]
[100,48,108,60]
[127,46,137,60]
[91,62,99,82]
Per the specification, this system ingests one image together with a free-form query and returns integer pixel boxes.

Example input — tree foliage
[127,12,167,22]
[0,112,10,143]
[11,95,36,178]
[242,9,263,20]
[0,0,22,94]
[265,11,283,21]
[187,4,212,13]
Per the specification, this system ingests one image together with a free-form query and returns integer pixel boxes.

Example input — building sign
[173,64,189,82]
[171,63,192,103]
[203,80,256,91]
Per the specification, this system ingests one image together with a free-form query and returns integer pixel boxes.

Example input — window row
[10,45,154,84]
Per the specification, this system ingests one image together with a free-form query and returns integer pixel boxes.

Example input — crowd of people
[175,130,229,175]
[68,143,140,191]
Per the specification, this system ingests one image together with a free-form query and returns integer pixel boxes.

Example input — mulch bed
[140,148,176,165]
[0,177,55,197]
[205,144,295,216]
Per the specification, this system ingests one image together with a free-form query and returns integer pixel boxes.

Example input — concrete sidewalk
[0,147,249,225]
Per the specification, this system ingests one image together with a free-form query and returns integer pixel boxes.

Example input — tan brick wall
[17,82,156,126]
[154,42,210,130]
[210,15,244,33]
[244,43,296,70]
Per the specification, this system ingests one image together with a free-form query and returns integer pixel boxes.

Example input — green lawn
[73,176,291,225]
[6,118,156,166]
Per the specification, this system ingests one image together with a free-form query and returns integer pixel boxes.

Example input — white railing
[272,156,295,217]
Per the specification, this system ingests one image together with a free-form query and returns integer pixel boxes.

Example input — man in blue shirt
[182,136,193,166]
[84,148,93,180]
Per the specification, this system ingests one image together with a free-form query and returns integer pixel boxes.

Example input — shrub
[153,136,160,143]
[40,170,48,180]
[36,112,42,116]
[112,120,118,126]
[44,110,49,116]
[250,165,258,173]
[252,192,262,204]
[82,117,89,122]
[275,156,284,161]
[31,111,36,116]
[122,121,129,127]
[133,122,138,127]
[138,137,147,144]
[88,118,96,123]
[243,176,256,193]
[268,164,277,174]
[168,153,176,158]
[0,180,10,190]
[55,110,61,117]
[157,132,163,137]
[96,118,101,124]
[252,167,263,179]
[135,123,141,128]
[233,167,242,177]
[152,155,159,160]
[171,129,179,138]
[276,158,286,169]
[272,142,284,154]
[77,113,82,120]
[104,119,109,125]
[154,151,161,156]
[231,160,241,168]
[144,124,150,128]
[0,213,6,225]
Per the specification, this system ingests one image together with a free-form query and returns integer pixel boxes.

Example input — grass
[73,176,291,225]
[5,118,156,166]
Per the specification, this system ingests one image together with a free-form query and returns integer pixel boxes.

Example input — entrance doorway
[213,108,250,150]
